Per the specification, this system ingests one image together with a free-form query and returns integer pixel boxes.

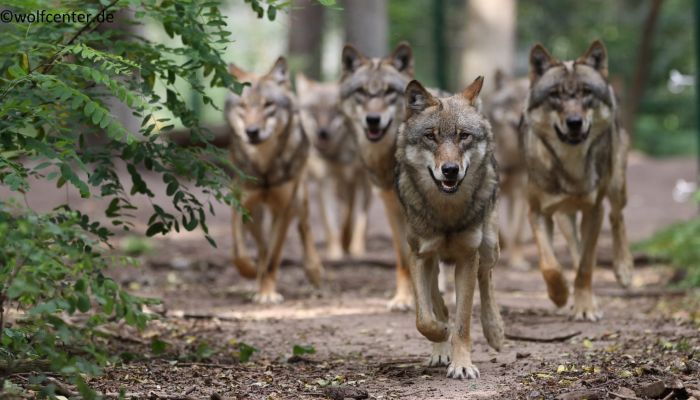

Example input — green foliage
[292,344,316,356]
[0,202,156,398]
[238,342,258,362]
[635,207,700,287]
[0,0,266,395]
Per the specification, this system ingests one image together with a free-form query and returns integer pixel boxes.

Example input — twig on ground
[505,330,581,343]
[607,391,641,400]
[173,362,239,370]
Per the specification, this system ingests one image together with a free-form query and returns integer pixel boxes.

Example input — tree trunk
[288,0,325,79]
[624,0,664,137]
[342,0,388,57]
[460,0,516,93]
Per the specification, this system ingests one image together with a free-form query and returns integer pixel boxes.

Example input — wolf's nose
[245,126,260,140]
[441,163,459,180]
[566,117,583,131]
[318,128,329,139]
[366,114,381,127]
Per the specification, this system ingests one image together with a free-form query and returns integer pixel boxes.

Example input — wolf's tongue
[442,180,457,188]
[367,128,382,138]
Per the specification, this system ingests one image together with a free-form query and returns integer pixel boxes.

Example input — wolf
[296,73,372,260]
[522,40,633,321]
[395,76,505,379]
[339,42,415,310]
[225,57,324,304]
[485,71,530,270]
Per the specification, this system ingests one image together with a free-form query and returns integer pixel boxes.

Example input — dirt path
[4,155,700,399]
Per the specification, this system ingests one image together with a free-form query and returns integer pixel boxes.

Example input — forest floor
[4,154,700,399]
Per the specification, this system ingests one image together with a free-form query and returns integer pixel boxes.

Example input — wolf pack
[224,39,633,380]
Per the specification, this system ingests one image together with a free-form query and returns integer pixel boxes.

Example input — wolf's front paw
[572,291,602,321]
[326,244,344,261]
[446,361,480,380]
[387,292,414,311]
[253,291,284,304]
[427,342,451,367]
[304,263,324,288]
[613,258,633,289]
[348,239,366,258]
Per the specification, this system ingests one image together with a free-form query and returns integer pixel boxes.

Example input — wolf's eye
[459,131,471,141]
[263,101,275,109]
[424,130,437,142]
[548,89,559,99]
[581,85,592,96]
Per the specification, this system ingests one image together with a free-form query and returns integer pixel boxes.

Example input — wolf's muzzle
[554,123,590,145]
[428,166,465,194]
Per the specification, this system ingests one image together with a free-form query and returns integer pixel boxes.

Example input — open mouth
[365,119,392,142]
[554,124,590,145]
[427,167,464,194]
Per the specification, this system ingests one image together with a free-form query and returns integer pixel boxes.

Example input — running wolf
[225,57,323,304]
[485,71,530,270]
[522,40,633,321]
[395,76,505,379]
[296,73,372,260]
[339,42,414,310]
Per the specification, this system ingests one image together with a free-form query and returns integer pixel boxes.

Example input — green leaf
[292,344,316,356]
[238,342,258,362]
[151,338,168,355]
[8,64,26,78]
[146,222,165,237]
[77,293,91,313]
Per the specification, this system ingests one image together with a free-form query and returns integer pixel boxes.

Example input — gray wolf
[522,40,633,321]
[485,71,530,270]
[339,42,414,310]
[225,57,323,304]
[296,72,372,260]
[395,76,505,379]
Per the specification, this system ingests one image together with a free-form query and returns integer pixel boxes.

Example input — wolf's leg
[298,182,324,287]
[232,194,259,279]
[428,264,450,366]
[508,186,530,270]
[408,251,448,344]
[340,178,356,254]
[529,203,569,307]
[555,212,581,269]
[379,189,414,311]
[318,176,343,260]
[573,202,605,321]
[448,250,480,379]
[246,205,267,264]
[254,197,294,305]
[348,175,371,256]
[608,165,633,288]
[478,213,504,351]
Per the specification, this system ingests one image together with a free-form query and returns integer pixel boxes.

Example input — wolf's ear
[228,63,248,80]
[405,80,437,116]
[267,56,289,85]
[295,72,311,93]
[390,42,413,75]
[529,44,555,82]
[493,69,505,91]
[578,40,608,78]
[342,44,367,75]
[462,76,484,106]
